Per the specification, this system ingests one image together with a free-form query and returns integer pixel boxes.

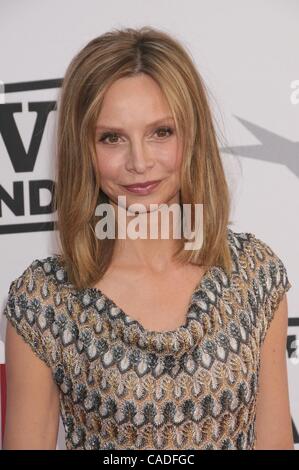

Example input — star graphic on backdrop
[220,115,299,178]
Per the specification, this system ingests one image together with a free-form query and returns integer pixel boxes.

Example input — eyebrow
[95,116,175,132]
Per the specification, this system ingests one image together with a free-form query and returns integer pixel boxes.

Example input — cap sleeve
[3,260,60,369]
[249,234,292,347]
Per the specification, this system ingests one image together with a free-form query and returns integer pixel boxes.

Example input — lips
[121,179,162,195]
[123,180,161,189]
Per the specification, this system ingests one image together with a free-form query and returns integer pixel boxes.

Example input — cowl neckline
[66,229,233,355]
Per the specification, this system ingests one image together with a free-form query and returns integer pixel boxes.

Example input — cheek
[95,153,121,181]
[163,142,183,171]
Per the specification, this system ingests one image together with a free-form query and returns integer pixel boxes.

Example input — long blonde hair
[53,26,233,289]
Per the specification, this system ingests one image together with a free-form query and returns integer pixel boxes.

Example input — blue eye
[98,126,174,144]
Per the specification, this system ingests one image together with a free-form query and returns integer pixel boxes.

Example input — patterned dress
[2,228,292,450]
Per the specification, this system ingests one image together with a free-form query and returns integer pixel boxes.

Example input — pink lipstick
[122,180,162,195]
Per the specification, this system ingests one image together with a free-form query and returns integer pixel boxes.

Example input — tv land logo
[0,78,298,445]
[0,78,61,235]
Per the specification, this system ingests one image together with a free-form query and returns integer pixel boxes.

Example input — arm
[255,293,294,450]
[3,321,60,450]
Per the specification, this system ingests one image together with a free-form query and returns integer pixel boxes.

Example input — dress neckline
[87,262,215,331]
[64,228,233,355]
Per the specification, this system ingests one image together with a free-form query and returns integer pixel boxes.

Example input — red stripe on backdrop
[0,363,7,448]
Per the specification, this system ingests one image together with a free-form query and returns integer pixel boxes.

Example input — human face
[94,73,183,214]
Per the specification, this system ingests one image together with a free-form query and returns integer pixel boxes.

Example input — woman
[3,26,294,450]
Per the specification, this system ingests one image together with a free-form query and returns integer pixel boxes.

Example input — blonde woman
[3,26,294,450]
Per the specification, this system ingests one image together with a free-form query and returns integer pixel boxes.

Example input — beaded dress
[3,228,292,450]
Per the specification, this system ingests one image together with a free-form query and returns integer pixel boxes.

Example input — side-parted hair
[53,26,233,289]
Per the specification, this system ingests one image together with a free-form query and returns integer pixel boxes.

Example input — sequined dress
[2,228,292,450]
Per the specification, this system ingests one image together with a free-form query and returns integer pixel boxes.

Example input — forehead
[95,75,173,127]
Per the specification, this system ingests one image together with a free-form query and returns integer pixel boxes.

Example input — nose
[125,139,155,173]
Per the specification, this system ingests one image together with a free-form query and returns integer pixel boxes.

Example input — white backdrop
[0,0,298,450]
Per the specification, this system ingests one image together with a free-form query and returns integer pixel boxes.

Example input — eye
[98,132,120,145]
[98,126,174,145]
[154,126,174,139]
